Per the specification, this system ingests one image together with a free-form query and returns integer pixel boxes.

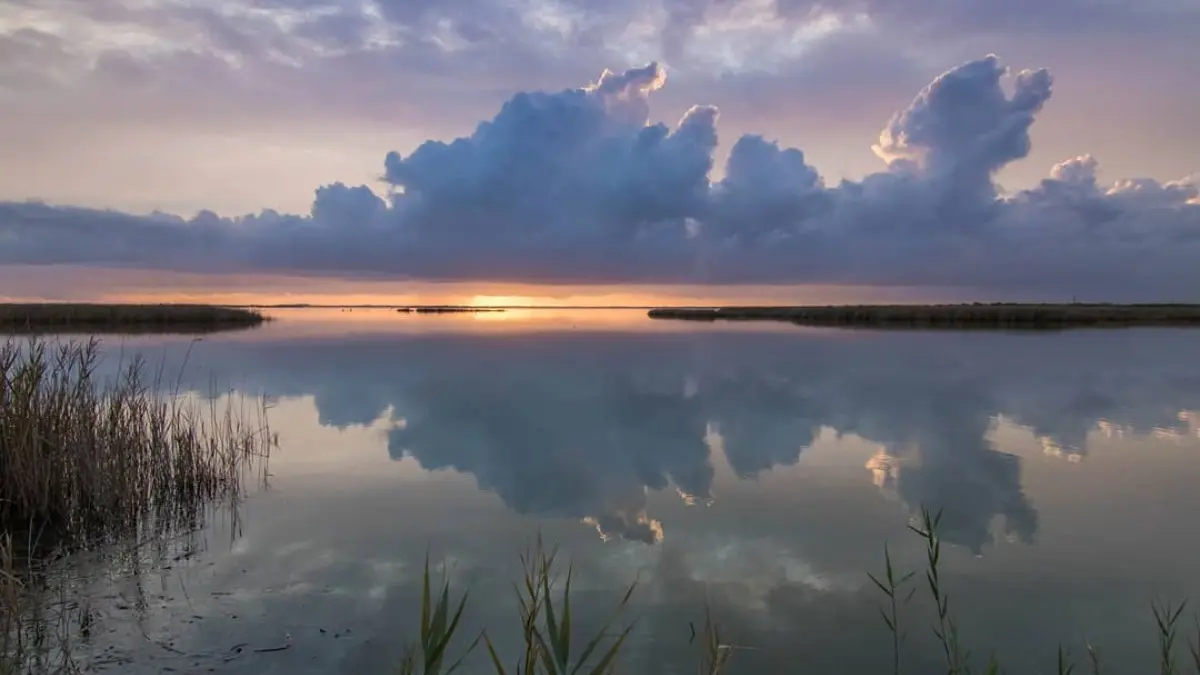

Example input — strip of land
[398,306,506,314]
[647,304,1200,329]
[0,303,266,333]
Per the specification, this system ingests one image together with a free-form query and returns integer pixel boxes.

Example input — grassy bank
[648,303,1200,329]
[0,303,265,333]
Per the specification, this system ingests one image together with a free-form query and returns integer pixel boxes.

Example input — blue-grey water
[37,309,1200,674]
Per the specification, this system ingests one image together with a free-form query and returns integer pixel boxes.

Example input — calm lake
[40,309,1200,674]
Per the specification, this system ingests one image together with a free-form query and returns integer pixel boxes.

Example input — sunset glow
[0,265,997,308]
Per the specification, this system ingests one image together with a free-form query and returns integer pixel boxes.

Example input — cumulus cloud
[1,53,1198,296]
[873,55,1052,196]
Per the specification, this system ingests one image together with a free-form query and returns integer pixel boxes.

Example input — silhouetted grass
[0,303,265,333]
[648,303,1200,329]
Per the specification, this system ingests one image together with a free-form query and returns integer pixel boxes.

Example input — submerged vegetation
[648,303,1200,329]
[0,303,266,333]
[398,513,1200,675]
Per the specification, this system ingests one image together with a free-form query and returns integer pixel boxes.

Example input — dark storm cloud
[128,328,1200,551]
[2,53,1197,296]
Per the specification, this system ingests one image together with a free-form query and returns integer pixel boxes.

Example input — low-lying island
[397,306,506,314]
[648,303,1200,329]
[0,303,266,333]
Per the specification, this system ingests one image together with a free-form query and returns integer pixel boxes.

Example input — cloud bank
[2,54,1198,296]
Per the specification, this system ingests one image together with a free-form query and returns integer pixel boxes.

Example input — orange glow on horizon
[0,264,977,307]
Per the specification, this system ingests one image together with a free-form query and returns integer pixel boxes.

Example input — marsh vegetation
[1,337,274,673]
[398,512,1200,675]
[648,303,1200,329]
[0,304,265,333]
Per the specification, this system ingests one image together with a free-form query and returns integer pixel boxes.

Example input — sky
[1,0,1198,303]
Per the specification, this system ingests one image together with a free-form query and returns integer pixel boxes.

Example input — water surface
[44,309,1200,674]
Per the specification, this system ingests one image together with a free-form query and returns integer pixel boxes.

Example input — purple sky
[1,0,1198,299]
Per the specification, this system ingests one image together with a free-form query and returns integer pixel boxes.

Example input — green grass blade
[867,572,892,597]
[431,581,452,641]
[580,624,634,675]
[482,633,508,675]
[541,566,564,667]
[569,581,637,675]
[426,590,471,672]
[559,565,573,667]
[442,631,483,675]
[421,553,433,646]
[531,625,561,675]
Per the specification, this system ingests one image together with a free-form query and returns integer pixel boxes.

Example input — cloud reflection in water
[160,326,1200,552]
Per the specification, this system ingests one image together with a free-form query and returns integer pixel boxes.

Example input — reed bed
[0,337,274,545]
[1,336,273,672]
[0,303,265,333]
[648,303,1200,329]
[400,514,1200,675]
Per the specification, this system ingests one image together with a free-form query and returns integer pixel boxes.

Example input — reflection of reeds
[0,303,265,334]
[1,537,17,675]
[1,536,81,674]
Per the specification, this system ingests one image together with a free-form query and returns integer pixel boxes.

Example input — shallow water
[29,309,1200,674]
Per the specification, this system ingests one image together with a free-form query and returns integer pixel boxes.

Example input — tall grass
[0,337,273,545]
[396,538,732,675]
[866,507,1200,675]
[1,336,274,672]
[398,515,1200,674]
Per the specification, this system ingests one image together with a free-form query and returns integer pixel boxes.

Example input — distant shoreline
[0,303,266,333]
[647,303,1200,329]
[396,306,505,314]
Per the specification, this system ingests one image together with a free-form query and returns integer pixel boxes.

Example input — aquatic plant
[396,513,1200,675]
[0,336,273,673]
[0,337,273,545]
